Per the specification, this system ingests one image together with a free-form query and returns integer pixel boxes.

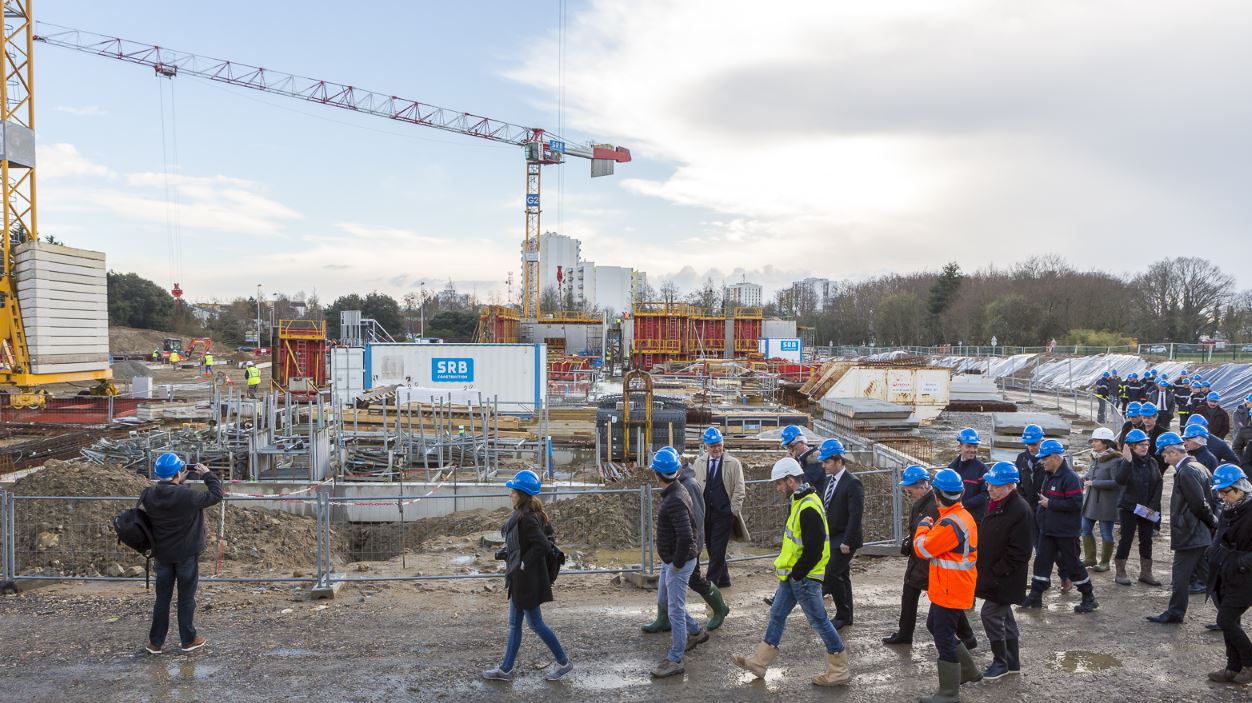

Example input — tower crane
[32,22,632,321]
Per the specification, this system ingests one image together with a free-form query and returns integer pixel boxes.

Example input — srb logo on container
[780,340,800,351]
[432,358,474,382]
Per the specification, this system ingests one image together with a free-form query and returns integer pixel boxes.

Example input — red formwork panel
[688,318,726,355]
[277,337,329,394]
[734,317,762,353]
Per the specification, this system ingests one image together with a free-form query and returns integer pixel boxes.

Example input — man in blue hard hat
[693,426,747,590]
[1188,414,1243,467]
[1140,403,1169,472]
[1094,372,1113,423]
[780,425,825,487]
[1126,372,1145,406]
[1021,440,1099,614]
[1148,379,1175,430]
[976,462,1034,680]
[1016,425,1046,510]
[1116,402,1144,446]
[141,452,223,655]
[1196,392,1231,440]
[947,428,989,523]
[1116,371,1130,413]
[1234,395,1252,470]
[1146,433,1218,625]
[1174,376,1194,430]
[1183,424,1219,471]
[649,447,707,678]
[816,438,863,631]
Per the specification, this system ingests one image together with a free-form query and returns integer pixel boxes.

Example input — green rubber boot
[1081,535,1097,567]
[1093,542,1114,572]
[919,660,962,703]
[702,585,731,631]
[641,602,671,633]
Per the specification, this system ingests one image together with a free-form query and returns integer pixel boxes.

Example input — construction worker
[975,462,1034,681]
[244,361,261,399]
[1081,428,1121,573]
[1187,416,1244,481]
[151,349,161,363]
[816,438,863,631]
[883,466,978,649]
[1197,392,1232,440]
[1175,376,1194,431]
[1139,402,1169,471]
[1116,370,1130,413]
[1094,372,1113,423]
[913,468,981,701]
[1021,440,1099,614]
[168,350,182,364]
[731,457,851,687]
[947,428,988,523]
[779,425,824,487]
[1207,464,1252,686]
[1112,429,1163,586]
[641,444,731,634]
[1125,372,1142,409]
[1147,432,1218,625]
[1148,378,1175,430]
[202,351,214,377]
[1234,396,1252,469]
[692,426,748,590]
[1116,402,1144,445]
[649,448,706,678]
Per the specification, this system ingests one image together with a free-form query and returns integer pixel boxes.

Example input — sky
[32,1,1252,306]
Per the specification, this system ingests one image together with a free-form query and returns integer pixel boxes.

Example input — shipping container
[363,343,547,414]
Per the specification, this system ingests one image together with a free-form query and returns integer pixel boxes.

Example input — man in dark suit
[816,438,864,631]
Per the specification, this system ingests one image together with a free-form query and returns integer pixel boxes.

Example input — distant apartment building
[530,231,644,315]
[724,281,763,308]
[795,277,837,310]
[538,232,581,298]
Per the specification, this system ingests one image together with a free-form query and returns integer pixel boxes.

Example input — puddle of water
[168,661,220,681]
[268,648,314,657]
[1048,650,1122,673]
[450,555,477,566]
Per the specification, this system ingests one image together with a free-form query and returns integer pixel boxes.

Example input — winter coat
[903,491,939,591]
[655,479,698,568]
[1169,457,1218,551]
[1112,454,1163,514]
[502,510,554,610]
[797,446,826,488]
[1082,450,1122,522]
[1198,405,1232,440]
[1234,424,1252,465]
[1036,461,1084,538]
[692,452,751,541]
[1209,495,1252,609]
[947,456,989,523]
[141,472,224,564]
[820,469,864,551]
[1016,450,1043,509]
[1116,420,1145,447]
[1188,447,1219,471]
[678,467,706,548]
[1210,436,1243,467]
[974,490,1035,605]
[1234,404,1251,438]
[1094,378,1111,398]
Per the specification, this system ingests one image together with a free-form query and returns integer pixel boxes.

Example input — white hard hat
[1091,427,1117,442]
[771,457,804,481]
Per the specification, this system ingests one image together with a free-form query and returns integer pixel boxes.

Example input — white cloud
[508,0,1252,285]
[55,105,109,117]
[37,143,115,180]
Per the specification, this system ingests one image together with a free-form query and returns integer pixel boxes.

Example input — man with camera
[142,452,223,655]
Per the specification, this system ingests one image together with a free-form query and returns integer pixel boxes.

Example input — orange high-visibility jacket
[913,501,978,609]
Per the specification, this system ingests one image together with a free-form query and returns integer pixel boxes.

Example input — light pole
[419,281,426,339]
[255,284,262,347]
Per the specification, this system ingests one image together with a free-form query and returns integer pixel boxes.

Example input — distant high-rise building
[795,277,837,310]
[537,232,581,298]
[724,281,763,308]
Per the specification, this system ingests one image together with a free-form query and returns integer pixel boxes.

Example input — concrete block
[14,258,106,278]
[622,571,660,590]
[16,278,107,295]
[309,573,346,600]
[13,241,106,263]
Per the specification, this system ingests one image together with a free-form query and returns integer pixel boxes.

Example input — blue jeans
[1081,517,1115,542]
[500,601,567,672]
[763,577,845,654]
[658,560,700,663]
[150,559,199,647]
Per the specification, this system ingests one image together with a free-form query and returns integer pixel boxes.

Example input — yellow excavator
[0,2,115,409]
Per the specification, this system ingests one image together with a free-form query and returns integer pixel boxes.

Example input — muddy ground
[1,551,1242,702]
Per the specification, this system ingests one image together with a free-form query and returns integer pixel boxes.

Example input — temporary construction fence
[0,451,913,587]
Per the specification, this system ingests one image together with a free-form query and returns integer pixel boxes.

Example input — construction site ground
[0,551,1239,702]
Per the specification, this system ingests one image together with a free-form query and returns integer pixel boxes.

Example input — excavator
[158,337,212,362]
[0,3,116,409]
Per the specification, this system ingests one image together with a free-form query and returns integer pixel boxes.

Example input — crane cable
[557,0,566,243]
[156,77,185,290]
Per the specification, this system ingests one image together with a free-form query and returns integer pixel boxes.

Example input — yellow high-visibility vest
[245,366,261,385]
[204,353,214,366]
[774,491,829,582]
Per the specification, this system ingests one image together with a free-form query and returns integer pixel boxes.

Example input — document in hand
[1134,504,1161,523]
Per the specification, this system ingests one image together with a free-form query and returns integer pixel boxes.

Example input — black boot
[882,631,913,645]
[1020,590,1043,609]
[1005,638,1021,673]
[983,641,1010,680]
[1074,590,1098,614]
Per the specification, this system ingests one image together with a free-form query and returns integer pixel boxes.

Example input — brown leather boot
[1114,559,1132,586]
[1139,559,1161,586]
[812,649,852,686]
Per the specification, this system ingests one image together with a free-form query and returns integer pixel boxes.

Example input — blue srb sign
[432,358,474,382]
[780,339,801,352]
[526,194,540,207]
[548,139,565,153]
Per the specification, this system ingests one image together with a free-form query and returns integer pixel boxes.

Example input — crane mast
[33,23,631,320]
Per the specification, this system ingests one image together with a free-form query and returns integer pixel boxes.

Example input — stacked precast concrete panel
[13,242,109,375]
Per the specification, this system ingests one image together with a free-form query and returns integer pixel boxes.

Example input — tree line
[765,256,1251,348]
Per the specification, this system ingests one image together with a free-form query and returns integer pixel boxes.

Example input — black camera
[494,548,507,561]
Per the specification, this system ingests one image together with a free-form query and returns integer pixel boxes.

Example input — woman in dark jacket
[482,470,572,682]
[975,462,1034,680]
[1111,430,1163,587]
[1207,465,1252,685]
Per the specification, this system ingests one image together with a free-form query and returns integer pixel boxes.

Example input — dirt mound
[9,459,323,576]
[110,360,153,381]
[110,326,179,355]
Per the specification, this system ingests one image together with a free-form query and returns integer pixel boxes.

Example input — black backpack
[112,488,155,588]
[543,522,565,584]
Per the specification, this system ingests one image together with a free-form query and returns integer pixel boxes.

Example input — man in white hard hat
[731,458,851,687]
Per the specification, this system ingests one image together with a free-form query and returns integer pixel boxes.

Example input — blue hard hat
[1181,376,1191,384]
[505,469,542,496]
[1182,424,1209,440]
[1036,439,1065,459]
[1213,464,1248,491]
[817,438,846,461]
[1157,379,1170,388]
[932,468,963,493]
[1102,372,1110,378]
[1124,429,1150,444]
[154,452,185,478]
[1187,414,1209,427]
[1191,382,1204,389]
[1111,369,1120,375]
[983,461,1021,486]
[702,426,724,445]
[1125,402,1142,418]
[1020,424,1044,445]
[1154,432,1183,451]
[1246,393,1252,403]
[1193,372,1204,379]
[1206,391,1221,402]
[1203,380,1213,387]
[780,425,805,448]
[1128,372,1139,379]
[957,427,981,445]
[650,446,681,476]
[1140,402,1159,416]
[899,465,930,486]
